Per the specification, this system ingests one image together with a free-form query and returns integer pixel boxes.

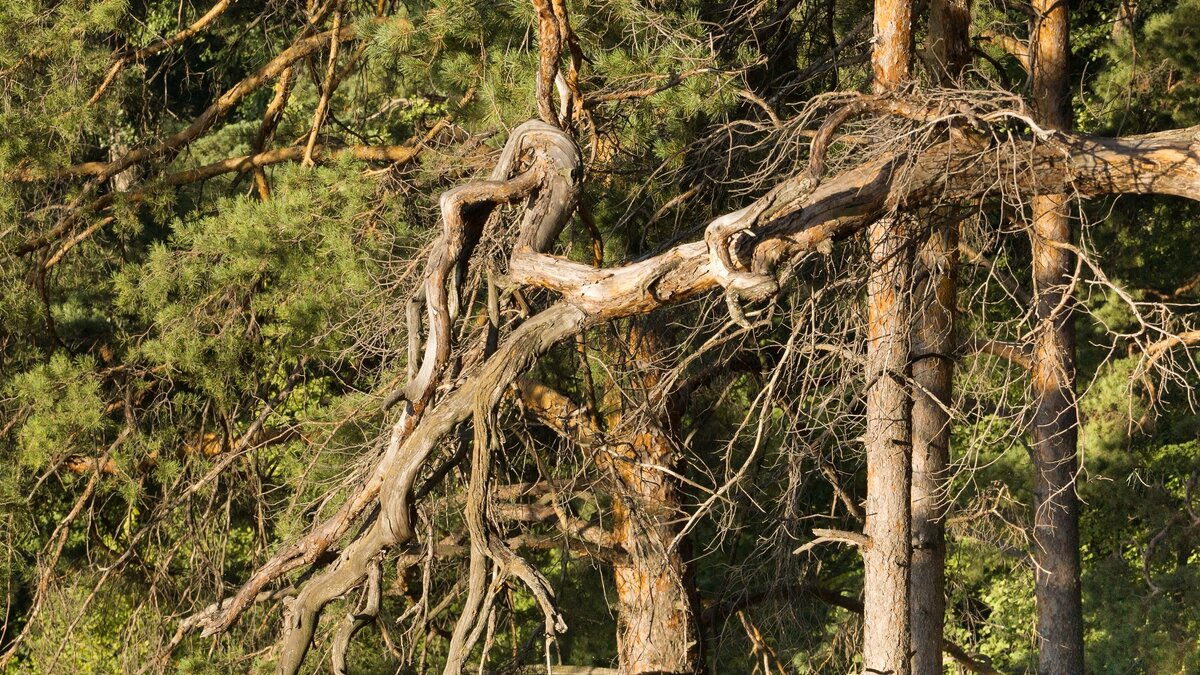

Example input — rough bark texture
[404,119,581,405]
[504,119,1200,335]
[862,215,914,675]
[872,0,912,91]
[909,222,956,675]
[910,3,968,672]
[1029,0,1085,672]
[863,0,914,671]
[604,329,703,674]
[207,100,1200,673]
[1029,195,1083,675]
[520,360,704,675]
[609,425,702,674]
[262,120,583,675]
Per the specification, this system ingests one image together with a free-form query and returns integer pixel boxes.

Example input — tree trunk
[862,216,915,675]
[862,1,914,673]
[910,2,967,672]
[1029,0,1084,673]
[909,223,956,675]
[1030,196,1083,675]
[871,0,912,90]
[608,424,703,674]
[604,327,703,675]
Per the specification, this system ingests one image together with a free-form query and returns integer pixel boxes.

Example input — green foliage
[116,161,386,391]
[7,354,111,472]
[1088,0,1200,131]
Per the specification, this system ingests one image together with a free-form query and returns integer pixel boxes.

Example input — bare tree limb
[89,0,236,105]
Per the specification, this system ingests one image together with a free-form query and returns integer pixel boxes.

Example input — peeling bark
[872,0,913,90]
[1029,196,1083,675]
[521,357,704,675]
[604,328,702,675]
[608,424,703,674]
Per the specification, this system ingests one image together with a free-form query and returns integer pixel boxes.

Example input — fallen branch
[204,94,1200,672]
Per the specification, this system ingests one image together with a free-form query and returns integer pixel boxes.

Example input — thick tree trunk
[862,216,915,675]
[909,223,956,675]
[910,2,967,672]
[608,424,703,674]
[1029,0,1084,673]
[604,328,703,675]
[862,1,914,673]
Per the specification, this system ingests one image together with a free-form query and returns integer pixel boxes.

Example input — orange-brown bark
[862,214,914,675]
[606,426,702,674]
[519,361,702,675]
[872,0,913,91]
[863,1,915,671]
[600,327,702,674]
[1029,0,1084,671]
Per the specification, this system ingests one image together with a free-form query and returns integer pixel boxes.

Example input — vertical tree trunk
[1029,0,1084,672]
[862,2,915,674]
[603,327,703,675]
[1029,196,1083,675]
[909,2,967,673]
[909,224,957,675]
[608,425,703,674]
[872,0,913,89]
[863,219,915,675]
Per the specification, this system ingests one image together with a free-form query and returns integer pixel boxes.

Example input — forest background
[1,0,1199,673]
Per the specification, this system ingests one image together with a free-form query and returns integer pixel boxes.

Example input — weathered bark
[1029,0,1084,671]
[206,98,1200,672]
[205,120,581,675]
[603,328,702,674]
[872,0,912,90]
[863,0,914,671]
[508,118,1200,324]
[910,3,968,673]
[608,424,702,674]
[269,304,589,675]
[862,213,915,675]
[402,119,581,405]
[521,343,703,674]
[909,222,956,675]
